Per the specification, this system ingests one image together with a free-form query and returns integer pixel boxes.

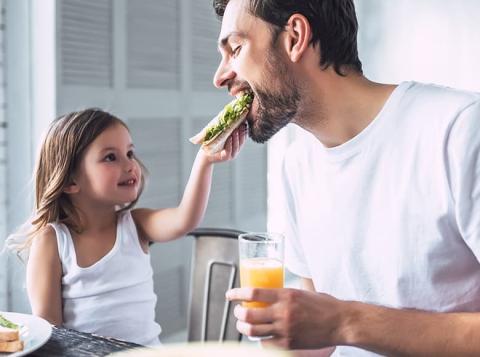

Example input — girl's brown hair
[15,108,147,253]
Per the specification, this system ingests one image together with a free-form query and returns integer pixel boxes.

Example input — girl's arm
[26,226,63,326]
[132,126,246,242]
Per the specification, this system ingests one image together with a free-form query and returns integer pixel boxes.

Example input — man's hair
[213,0,362,75]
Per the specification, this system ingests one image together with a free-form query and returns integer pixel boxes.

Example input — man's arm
[228,287,480,356]
[344,301,480,356]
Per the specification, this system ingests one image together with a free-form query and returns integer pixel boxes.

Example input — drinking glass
[238,232,284,340]
[238,232,284,298]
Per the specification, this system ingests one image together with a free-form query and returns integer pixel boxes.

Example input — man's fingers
[236,320,275,338]
[233,304,273,324]
[226,287,279,303]
[260,337,290,350]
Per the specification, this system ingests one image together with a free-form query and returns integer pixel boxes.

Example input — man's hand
[228,286,480,356]
[226,287,346,350]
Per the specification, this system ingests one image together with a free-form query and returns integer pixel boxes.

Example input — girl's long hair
[5,108,147,259]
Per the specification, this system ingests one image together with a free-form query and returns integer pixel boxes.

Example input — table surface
[29,326,142,357]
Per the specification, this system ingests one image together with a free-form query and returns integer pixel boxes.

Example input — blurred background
[0,0,479,342]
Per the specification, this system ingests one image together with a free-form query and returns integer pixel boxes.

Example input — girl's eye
[127,150,135,159]
[104,153,116,162]
[232,46,241,58]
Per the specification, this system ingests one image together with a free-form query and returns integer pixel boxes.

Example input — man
[212,0,480,356]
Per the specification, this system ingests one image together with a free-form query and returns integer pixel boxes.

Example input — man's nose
[213,59,236,89]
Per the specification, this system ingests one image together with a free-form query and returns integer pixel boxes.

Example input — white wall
[3,0,33,313]
[0,0,7,311]
[356,0,480,91]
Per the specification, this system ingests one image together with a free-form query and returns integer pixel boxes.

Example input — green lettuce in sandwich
[190,92,253,154]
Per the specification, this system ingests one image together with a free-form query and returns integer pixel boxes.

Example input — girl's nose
[124,158,135,172]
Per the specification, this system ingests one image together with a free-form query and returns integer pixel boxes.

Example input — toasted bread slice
[0,325,19,342]
[189,114,220,145]
[189,92,252,154]
[201,111,248,155]
[0,339,24,352]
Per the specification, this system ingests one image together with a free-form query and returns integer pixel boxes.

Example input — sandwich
[190,92,253,154]
[0,314,23,353]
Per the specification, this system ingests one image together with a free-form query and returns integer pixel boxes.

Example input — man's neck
[296,69,396,147]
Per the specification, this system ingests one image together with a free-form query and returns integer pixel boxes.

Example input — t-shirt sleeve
[447,99,480,261]
[277,150,311,279]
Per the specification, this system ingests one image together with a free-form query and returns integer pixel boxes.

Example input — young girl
[11,108,246,346]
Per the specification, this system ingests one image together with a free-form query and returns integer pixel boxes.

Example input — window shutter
[192,1,221,91]
[0,0,7,310]
[60,0,113,87]
[126,0,180,89]
[237,140,267,228]
[129,117,182,209]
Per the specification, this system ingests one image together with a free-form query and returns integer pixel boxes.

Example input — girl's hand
[202,123,247,163]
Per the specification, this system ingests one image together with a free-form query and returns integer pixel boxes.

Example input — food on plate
[0,325,19,342]
[0,339,23,353]
[0,314,23,352]
[0,315,18,330]
[190,91,253,154]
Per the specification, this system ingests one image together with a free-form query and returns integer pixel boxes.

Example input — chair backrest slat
[187,228,244,342]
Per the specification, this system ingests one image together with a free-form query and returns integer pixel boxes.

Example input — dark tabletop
[29,326,142,357]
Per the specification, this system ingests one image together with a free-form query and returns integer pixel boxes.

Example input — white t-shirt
[279,82,480,356]
[50,210,161,346]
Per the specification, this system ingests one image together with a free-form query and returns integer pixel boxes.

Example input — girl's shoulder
[28,225,61,266]
[31,225,57,250]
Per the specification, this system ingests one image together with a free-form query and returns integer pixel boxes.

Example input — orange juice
[240,258,284,308]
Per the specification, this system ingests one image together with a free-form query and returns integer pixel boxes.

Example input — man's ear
[63,181,80,194]
[282,14,312,63]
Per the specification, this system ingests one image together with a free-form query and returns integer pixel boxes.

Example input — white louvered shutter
[126,0,179,89]
[60,0,113,87]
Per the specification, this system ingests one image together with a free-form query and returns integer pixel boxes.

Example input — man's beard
[247,49,301,143]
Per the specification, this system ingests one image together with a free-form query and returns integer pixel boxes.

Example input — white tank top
[50,210,161,346]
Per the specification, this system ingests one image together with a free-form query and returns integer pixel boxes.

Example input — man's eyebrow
[218,31,247,49]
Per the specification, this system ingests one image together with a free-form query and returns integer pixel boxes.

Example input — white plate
[0,311,52,357]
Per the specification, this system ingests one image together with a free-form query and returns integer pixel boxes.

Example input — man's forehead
[217,0,254,45]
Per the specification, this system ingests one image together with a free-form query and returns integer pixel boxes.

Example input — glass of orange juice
[238,232,284,308]
[239,232,284,340]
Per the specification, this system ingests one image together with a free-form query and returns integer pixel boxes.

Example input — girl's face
[73,123,142,207]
